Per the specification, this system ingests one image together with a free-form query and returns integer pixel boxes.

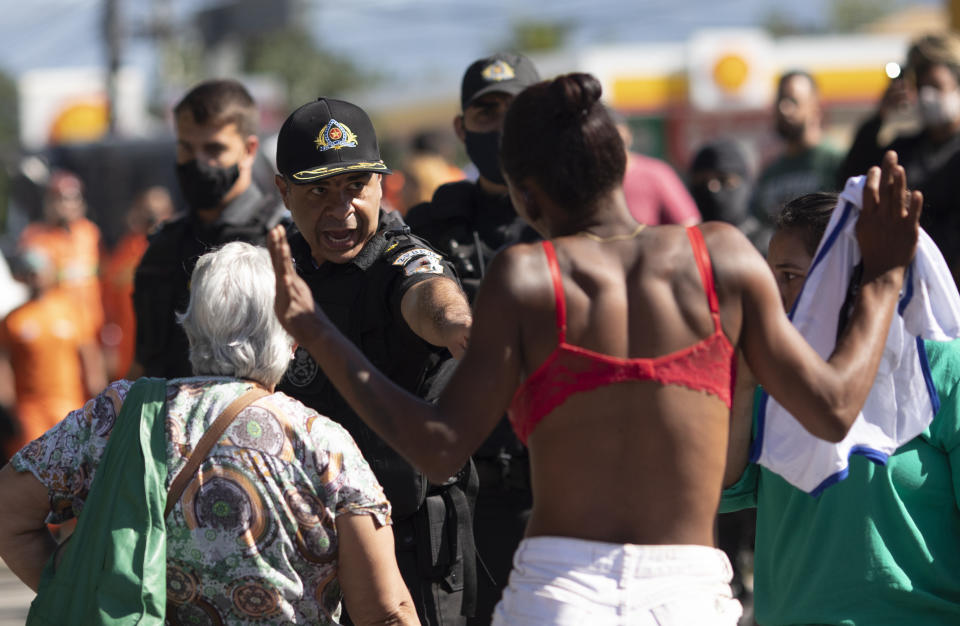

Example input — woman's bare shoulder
[486,241,551,291]
[695,221,770,283]
[695,220,761,252]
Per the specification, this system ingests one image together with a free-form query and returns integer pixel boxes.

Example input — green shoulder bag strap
[28,381,269,626]
[27,377,169,626]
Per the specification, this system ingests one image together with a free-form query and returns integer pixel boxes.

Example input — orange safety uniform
[0,291,88,457]
[100,232,148,379]
[19,218,104,342]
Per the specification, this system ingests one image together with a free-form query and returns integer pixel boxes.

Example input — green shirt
[721,339,960,625]
[750,144,842,228]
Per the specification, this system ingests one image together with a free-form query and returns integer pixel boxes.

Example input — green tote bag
[26,377,168,625]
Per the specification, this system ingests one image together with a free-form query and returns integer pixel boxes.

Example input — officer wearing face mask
[839,33,960,284]
[688,139,771,251]
[749,70,842,238]
[406,53,540,301]
[131,79,286,378]
[404,53,540,626]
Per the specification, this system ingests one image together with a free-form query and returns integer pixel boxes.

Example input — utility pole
[151,0,174,61]
[103,0,122,135]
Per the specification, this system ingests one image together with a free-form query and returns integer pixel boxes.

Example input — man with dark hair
[273,97,475,626]
[172,78,260,139]
[749,70,842,239]
[406,53,540,300]
[131,78,286,378]
[404,52,539,625]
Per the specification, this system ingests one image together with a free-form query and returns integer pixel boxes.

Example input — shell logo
[687,29,773,110]
[712,53,750,94]
[48,98,109,144]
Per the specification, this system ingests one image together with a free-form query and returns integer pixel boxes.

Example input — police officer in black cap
[274,97,476,626]
[405,53,539,625]
[132,79,287,378]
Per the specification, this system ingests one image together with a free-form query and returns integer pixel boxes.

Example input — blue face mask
[464,129,505,185]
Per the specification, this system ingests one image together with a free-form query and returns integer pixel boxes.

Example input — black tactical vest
[406,181,536,302]
[277,214,454,519]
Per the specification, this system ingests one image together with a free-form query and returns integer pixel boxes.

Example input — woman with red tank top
[268,74,921,625]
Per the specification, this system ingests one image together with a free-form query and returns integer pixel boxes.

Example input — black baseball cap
[460,53,541,110]
[276,98,391,183]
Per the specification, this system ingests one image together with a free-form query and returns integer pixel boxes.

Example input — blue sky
[0,0,940,96]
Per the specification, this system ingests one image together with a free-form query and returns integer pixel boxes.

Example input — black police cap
[460,53,541,110]
[276,98,391,183]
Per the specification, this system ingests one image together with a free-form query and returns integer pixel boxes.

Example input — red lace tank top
[507,226,736,445]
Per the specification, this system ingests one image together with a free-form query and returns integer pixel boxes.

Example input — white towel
[752,176,960,495]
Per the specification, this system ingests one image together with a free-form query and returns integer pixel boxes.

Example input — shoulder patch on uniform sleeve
[395,248,445,276]
[404,256,445,276]
[392,247,439,267]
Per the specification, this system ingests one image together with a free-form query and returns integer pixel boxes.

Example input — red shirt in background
[622,153,701,226]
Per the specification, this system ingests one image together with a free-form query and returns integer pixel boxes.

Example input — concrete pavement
[0,562,32,625]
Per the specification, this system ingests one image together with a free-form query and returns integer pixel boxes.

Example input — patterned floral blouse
[11,376,392,625]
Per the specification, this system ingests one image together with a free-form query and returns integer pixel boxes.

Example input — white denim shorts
[492,536,742,626]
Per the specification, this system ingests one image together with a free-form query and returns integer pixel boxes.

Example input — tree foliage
[242,26,375,107]
[506,19,572,53]
[0,68,18,152]
[829,0,897,33]
[763,0,901,37]
[761,9,821,37]
[0,68,18,233]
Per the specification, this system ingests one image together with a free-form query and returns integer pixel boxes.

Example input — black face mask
[175,159,240,212]
[690,183,750,224]
[464,130,505,185]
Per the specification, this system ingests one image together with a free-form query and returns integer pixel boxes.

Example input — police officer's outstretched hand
[269,225,328,345]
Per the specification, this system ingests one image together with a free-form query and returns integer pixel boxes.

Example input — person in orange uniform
[0,248,104,458]
[18,171,106,349]
[99,187,174,379]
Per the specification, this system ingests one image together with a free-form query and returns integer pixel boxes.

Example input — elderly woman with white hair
[0,242,419,625]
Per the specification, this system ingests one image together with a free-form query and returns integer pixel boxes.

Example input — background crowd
[0,23,958,626]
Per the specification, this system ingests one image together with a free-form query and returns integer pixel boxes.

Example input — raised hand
[878,76,914,119]
[267,224,328,344]
[857,150,923,282]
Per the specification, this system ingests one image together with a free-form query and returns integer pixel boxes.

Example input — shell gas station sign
[579,29,909,164]
[587,30,907,113]
[47,97,111,145]
[687,30,775,111]
[18,67,148,151]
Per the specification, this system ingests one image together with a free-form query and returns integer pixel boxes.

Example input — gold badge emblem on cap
[481,60,515,82]
[315,119,358,152]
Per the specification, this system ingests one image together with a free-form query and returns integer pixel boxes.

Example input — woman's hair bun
[500,71,625,215]
[550,73,603,123]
